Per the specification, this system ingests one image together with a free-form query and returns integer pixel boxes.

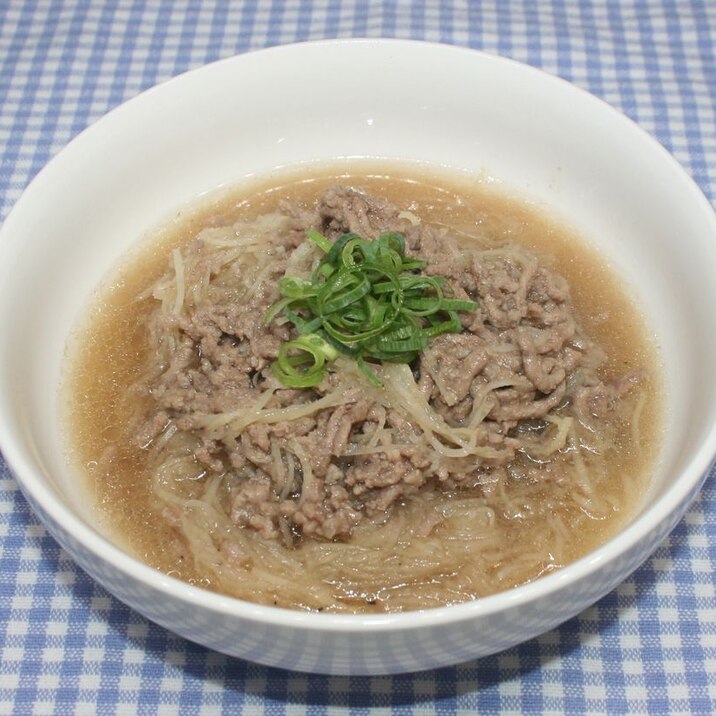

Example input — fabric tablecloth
[1,1,715,713]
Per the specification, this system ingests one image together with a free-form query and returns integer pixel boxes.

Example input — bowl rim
[2,37,716,634]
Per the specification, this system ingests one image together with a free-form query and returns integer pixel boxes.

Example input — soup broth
[64,165,662,612]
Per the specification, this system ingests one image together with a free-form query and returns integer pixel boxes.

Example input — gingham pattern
[1,1,715,713]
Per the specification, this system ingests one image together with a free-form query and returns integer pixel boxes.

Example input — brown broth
[64,163,663,606]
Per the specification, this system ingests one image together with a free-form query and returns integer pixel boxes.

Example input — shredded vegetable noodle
[68,175,659,614]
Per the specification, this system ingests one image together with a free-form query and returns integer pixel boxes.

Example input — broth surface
[65,164,662,611]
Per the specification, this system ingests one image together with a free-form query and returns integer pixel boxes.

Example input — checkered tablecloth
[1,1,715,713]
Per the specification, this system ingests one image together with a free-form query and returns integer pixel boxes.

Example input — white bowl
[1,39,715,675]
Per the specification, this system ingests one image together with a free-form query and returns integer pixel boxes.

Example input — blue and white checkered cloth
[1,1,715,713]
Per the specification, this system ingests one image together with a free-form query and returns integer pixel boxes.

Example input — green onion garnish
[264,230,478,387]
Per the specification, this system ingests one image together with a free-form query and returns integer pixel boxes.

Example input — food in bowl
[1,38,712,674]
[64,163,662,613]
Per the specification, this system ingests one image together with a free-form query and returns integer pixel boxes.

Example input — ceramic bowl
[1,39,716,675]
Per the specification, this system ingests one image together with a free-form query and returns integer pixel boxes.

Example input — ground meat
[137,185,640,544]
[421,333,488,407]
[573,370,642,423]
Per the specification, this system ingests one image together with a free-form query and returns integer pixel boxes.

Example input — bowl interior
[2,40,716,604]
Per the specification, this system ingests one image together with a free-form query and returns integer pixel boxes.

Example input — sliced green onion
[306,229,332,253]
[271,333,339,388]
[278,276,316,298]
[264,229,478,387]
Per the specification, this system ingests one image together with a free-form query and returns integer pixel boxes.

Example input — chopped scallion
[264,230,477,387]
